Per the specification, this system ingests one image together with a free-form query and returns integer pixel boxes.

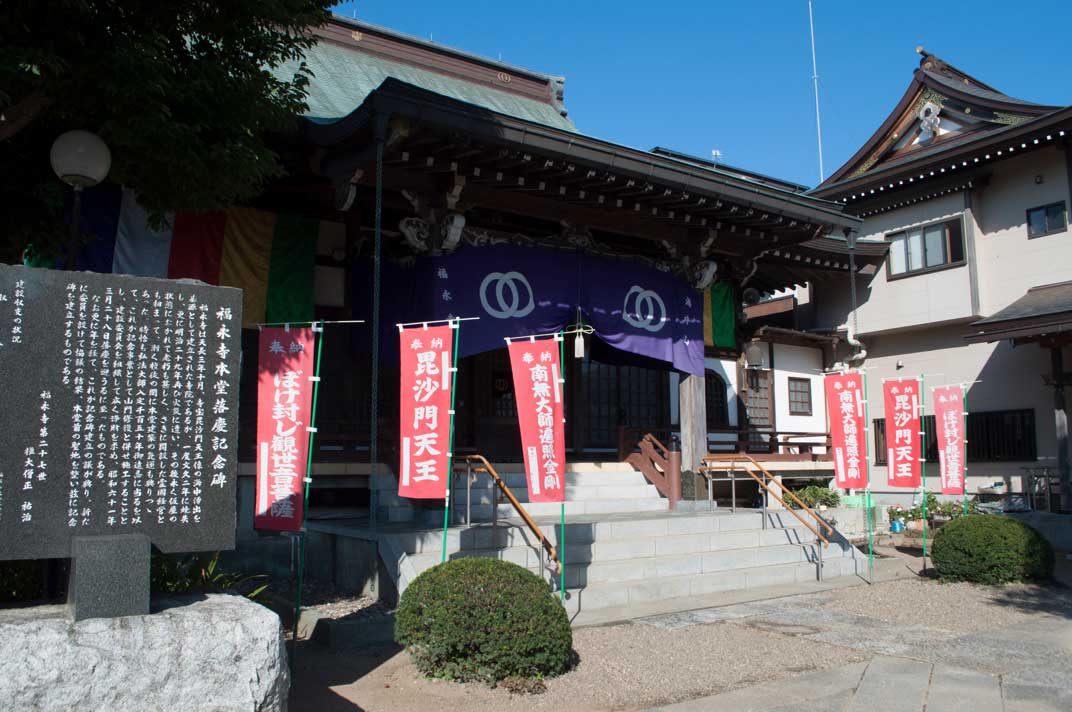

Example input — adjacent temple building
[806,48,1072,512]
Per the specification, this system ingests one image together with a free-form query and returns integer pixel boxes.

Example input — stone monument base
[0,594,289,711]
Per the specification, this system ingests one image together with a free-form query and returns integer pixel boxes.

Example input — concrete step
[452,470,654,489]
[449,483,661,504]
[560,556,864,614]
[370,467,648,491]
[387,511,824,555]
[405,542,854,588]
[472,498,670,520]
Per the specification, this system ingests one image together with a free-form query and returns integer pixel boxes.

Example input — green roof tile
[279,40,576,132]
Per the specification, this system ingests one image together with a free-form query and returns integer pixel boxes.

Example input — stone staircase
[371,462,669,524]
[379,509,863,617]
[370,461,864,619]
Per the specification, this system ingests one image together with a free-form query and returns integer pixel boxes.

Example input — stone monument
[0,264,242,618]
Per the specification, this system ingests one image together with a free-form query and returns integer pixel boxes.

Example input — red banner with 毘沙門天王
[508,338,566,503]
[398,324,455,499]
[824,372,868,490]
[255,327,316,531]
[933,385,966,495]
[883,379,922,488]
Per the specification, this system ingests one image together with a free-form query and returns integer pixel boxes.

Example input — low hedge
[931,514,1054,584]
[395,558,572,684]
[783,484,839,510]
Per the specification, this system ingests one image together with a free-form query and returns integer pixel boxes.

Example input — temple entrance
[453,347,670,461]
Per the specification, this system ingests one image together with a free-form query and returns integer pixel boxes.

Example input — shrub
[151,551,269,601]
[395,558,573,684]
[931,514,1054,584]
[888,495,978,524]
[784,485,839,510]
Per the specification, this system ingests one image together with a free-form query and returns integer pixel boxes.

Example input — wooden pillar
[679,371,707,473]
[1051,346,1071,512]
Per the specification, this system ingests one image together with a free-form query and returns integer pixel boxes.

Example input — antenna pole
[808,0,825,182]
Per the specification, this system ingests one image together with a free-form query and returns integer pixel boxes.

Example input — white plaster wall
[669,359,738,427]
[772,344,826,452]
[706,356,739,426]
[856,323,1063,496]
[813,193,975,336]
[973,146,1072,315]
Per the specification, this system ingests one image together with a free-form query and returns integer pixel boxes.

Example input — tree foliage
[1,0,332,262]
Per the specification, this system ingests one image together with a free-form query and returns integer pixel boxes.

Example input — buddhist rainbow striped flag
[34,185,343,327]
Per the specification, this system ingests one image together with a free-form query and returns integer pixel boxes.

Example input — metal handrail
[459,455,559,568]
[700,453,833,546]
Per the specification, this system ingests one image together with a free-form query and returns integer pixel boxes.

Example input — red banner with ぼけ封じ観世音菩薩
[933,385,966,495]
[824,372,867,490]
[255,327,315,532]
[398,324,455,499]
[508,338,566,503]
[883,379,922,488]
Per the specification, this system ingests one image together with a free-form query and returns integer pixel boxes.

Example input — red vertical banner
[507,338,566,503]
[933,385,966,495]
[883,379,922,488]
[398,324,455,499]
[255,327,316,531]
[824,372,868,489]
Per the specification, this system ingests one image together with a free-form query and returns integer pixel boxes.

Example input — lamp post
[50,130,111,270]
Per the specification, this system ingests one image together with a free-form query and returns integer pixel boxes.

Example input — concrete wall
[812,146,1072,337]
[850,323,1069,502]
[973,146,1072,315]
[812,192,975,336]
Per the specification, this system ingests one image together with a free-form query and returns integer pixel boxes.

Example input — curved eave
[305,78,861,232]
[813,107,1072,203]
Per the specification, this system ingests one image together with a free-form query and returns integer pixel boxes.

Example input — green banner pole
[920,374,928,570]
[293,320,326,667]
[441,320,462,564]
[962,385,969,515]
[558,332,567,601]
[861,369,875,582]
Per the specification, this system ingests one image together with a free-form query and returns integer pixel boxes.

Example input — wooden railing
[618,425,831,464]
[617,428,682,509]
[460,455,559,568]
[699,454,834,546]
[707,427,831,461]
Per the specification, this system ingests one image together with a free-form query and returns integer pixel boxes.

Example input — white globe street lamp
[50,130,111,269]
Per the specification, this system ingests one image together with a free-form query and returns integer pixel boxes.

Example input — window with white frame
[886,217,965,278]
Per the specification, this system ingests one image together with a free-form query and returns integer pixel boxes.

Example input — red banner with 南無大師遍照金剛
[255,327,316,532]
[398,324,455,499]
[508,338,566,503]
[933,385,966,495]
[824,372,867,490]
[883,379,922,488]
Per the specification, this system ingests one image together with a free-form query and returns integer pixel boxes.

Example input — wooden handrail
[618,430,682,509]
[700,454,833,546]
[460,455,558,567]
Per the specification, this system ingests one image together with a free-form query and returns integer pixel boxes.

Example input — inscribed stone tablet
[0,265,243,559]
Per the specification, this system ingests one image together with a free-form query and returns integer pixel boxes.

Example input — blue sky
[331,1,1072,188]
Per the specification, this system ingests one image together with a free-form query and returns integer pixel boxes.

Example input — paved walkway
[645,592,1072,712]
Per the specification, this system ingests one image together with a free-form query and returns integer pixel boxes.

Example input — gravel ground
[292,614,867,711]
[819,577,1072,634]
[289,576,1070,712]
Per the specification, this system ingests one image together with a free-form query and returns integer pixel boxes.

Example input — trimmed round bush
[931,514,1054,584]
[395,558,572,683]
